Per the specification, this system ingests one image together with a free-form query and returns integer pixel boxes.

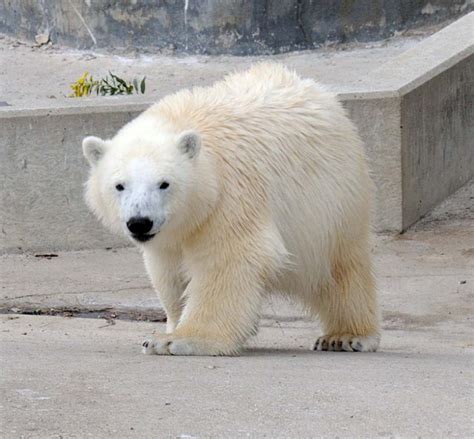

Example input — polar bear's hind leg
[311,242,380,353]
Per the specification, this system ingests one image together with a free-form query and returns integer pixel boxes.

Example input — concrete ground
[0,21,448,107]
[1,181,473,437]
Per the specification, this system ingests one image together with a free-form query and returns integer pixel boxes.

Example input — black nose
[126,217,153,235]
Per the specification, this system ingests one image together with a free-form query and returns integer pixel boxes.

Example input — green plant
[70,71,146,97]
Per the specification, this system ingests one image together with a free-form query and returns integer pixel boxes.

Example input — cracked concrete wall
[0,0,472,54]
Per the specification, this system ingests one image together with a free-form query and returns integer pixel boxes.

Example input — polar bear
[82,63,380,356]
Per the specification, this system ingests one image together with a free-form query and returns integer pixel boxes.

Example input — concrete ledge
[1,13,473,253]
[362,12,474,228]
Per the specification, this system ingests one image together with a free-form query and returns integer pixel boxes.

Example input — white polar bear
[82,63,380,356]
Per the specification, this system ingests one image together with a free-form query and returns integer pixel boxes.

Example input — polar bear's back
[153,63,345,135]
[223,62,313,96]
[152,64,366,177]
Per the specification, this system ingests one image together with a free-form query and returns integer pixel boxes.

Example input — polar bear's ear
[177,131,201,159]
[82,136,108,167]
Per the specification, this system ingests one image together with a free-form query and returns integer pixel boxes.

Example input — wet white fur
[83,63,380,355]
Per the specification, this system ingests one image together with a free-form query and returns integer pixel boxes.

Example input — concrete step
[0,24,440,106]
[0,13,473,253]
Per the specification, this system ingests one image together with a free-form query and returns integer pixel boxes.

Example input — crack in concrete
[296,0,311,45]
[0,305,166,322]
[2,285,153,300]
[67,0,97,46]
[184,0,189,50]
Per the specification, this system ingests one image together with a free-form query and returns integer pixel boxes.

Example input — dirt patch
[461,248,474,258]
[0,305,166,322]
[382,311,442,330]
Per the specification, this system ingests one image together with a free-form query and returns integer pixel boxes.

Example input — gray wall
[0,0,471,54]
[0,107,137,253]
[401,55,474,228]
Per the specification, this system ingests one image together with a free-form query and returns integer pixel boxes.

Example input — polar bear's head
[82,116,207,245]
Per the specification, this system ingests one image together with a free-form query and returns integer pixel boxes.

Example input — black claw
[353,342,363,352]
[331,340,336,349]
[337,340,343,349]
[142,341,149,348]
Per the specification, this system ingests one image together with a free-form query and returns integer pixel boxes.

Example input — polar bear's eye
[115,183,125,192]
[159,181,170,190]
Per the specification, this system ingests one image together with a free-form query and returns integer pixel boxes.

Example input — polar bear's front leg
[142,259,265,356]
[143,248,185,334]
[312,242,381,352]
[142,221,287,356]
[143,240,282,355]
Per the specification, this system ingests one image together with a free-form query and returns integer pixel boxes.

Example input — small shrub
[70,72,146,97]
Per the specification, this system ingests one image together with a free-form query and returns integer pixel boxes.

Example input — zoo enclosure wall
[0,0,471,55]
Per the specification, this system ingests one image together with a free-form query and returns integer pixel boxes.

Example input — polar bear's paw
[313,334,380,352]
[141,335,239,356]
[141,338,159,355]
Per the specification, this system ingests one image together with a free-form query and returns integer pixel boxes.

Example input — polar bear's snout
[126,216,155,242]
